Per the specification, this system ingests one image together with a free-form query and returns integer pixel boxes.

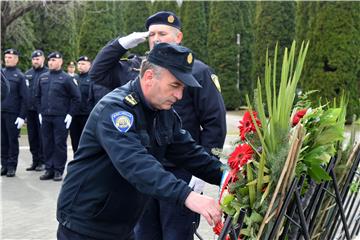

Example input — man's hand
[14,117,25,129]
[184,191,222,227]
[118,32,149,50]
[38,114,42,125]
[189,176,206,193]
[64,114,72,129]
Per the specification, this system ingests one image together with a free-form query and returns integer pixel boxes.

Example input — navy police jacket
[75,72,92,115]
[91,37,227,158]
[1,66,28,118]
[56,79,223,240]
[36,70,81,116]
[25,66,48,112]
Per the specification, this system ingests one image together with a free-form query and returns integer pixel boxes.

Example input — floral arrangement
[213,41,348,240]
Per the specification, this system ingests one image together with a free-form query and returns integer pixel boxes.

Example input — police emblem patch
[211,74,221,92]
[111,111,134,133]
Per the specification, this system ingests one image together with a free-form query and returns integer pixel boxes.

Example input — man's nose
[174,88,183,101]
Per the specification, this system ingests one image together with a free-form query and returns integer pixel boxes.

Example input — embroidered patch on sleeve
[111,111,134,133]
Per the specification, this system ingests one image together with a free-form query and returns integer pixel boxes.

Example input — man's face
[32,56,45,69]
[77,61,91,74]
[67,65,76,74]
[147,68,184,110]
[148,24,183,50]
[48,58,63,70]
[4,54,19,67]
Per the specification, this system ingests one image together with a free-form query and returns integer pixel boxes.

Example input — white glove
[118,31,149,50]
[38,114,42,125]
[64,114,72,129]
[14,117,25,129]
[189,176,206,193]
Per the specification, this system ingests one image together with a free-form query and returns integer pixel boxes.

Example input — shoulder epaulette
[124,92,139,107]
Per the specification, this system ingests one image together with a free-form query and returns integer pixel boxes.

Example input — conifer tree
[252,2,295,87]
[181,1,208,62]
[301,2,360,120]
[208,2,240,109]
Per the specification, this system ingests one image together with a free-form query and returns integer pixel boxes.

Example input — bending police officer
[56,43,223,240]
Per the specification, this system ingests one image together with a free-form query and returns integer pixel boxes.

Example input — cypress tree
[208,2,240,110]
[301,2,360,120]
[252,2,295,88]
[122,1,151,55]
[180,1,208,62]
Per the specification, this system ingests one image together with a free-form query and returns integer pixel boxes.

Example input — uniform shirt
[1,66,28,118]
[75,72,92,115]
[36,69,81,116]
[91,37,227,158]
[56,79,223,240]
[25,66,48,112]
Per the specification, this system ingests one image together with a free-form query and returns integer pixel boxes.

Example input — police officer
[69,56,92,153]
[56,43,224,240]
[90,11,227,239]
[36,52,81,181]
[25,50,48,171]
[66,61,77,77]
[1,49,28,177]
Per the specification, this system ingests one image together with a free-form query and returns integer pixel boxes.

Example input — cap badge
[56,54,60,58]
[167,15,175,23]
[187,53,193,64]
[10,50,14,54]
[37,52,41,56]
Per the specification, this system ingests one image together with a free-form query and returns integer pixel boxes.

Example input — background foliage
[1,1,359,119]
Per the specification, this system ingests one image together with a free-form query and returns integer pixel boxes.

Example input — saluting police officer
[90,11,227,239]
[36,52,81,181]
[69,56,92,153]
[1,49,28,177]
[57,43,224,240]
[25,50,48,171]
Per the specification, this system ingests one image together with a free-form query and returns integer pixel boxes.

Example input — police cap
[4,48,19,56]
[148,43,200,88]
[145,11,181,30]
[48,51,63,59]
[77,56,91,62]
[31,50,44,58]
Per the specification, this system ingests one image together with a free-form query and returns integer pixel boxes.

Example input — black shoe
[26,164,37,171]
[53,171,63,181]
[40,171,54,180]
[35,164,45,171]
[6,168,15,177]
[1,168,7,176]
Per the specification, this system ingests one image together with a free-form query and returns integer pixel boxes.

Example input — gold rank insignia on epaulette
[124,93,139,107]
[211,74,221,92]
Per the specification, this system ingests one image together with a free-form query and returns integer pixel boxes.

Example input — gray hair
[140,59,163,79]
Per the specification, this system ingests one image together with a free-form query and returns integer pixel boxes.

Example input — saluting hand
[118,31,149,50]
[184,191,222,227]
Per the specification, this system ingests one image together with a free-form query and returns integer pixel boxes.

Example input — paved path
[1,111,359,240]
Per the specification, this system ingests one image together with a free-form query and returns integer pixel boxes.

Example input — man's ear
[143,69,154,86]
[176,31,183,44]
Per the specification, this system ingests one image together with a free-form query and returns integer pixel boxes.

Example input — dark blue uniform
[25,66,48,169]
[1,68,10,102]
[1,66,28,174]
[56,79,223,240]
[91,37,227,239]
[69,72,92,153]
[36,70,81,175]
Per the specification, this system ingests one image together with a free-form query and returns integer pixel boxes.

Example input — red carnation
[292,109,307,126]
[238,111,261,141]
[228,144,254,171]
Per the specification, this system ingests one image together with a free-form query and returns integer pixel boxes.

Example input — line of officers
[1,48,94,181]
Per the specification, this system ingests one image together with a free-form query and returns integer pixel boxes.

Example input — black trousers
[27,110,43,166]
[1,112,20,170]
[69,115,88,153]
[41,115,68,174]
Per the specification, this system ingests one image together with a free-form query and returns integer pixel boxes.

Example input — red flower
[238,111,261,141]
[228,144,254,171]
[292,109,307,126]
